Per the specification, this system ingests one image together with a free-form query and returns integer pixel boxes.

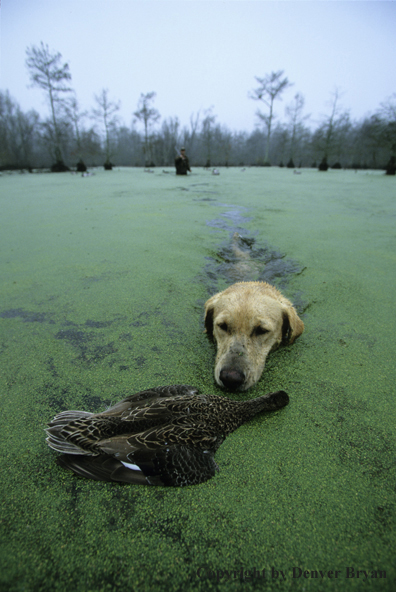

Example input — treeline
[0,43,395,172]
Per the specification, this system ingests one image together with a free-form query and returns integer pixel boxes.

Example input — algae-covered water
[1,167,395,591]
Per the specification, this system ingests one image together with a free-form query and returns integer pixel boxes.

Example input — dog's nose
[219,368,245,391]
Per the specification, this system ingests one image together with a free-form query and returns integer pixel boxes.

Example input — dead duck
[46,384,289,487]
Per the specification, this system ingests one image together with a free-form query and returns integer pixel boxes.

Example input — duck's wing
[127,445,219,486]
[96,420,220,456]
[56,444,219,486]
[56,454,149,484]
[46,394,206,457]
[101,384,199,417]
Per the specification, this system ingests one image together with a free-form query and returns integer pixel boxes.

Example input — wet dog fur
[204,281,304,391]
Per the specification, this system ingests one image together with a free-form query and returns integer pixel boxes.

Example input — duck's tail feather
[48,410,93,424]
[46,410,94,455]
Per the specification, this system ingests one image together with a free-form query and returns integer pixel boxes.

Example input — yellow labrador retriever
[204,281,304,391]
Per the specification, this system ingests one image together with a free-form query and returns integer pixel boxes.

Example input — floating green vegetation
[0,167,395,591]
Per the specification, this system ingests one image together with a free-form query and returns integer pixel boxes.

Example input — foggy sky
[1,0,395,132]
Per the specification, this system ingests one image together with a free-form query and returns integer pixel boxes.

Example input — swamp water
[0,167,395,591]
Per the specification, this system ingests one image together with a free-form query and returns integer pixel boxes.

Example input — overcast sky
[1,0,395,133]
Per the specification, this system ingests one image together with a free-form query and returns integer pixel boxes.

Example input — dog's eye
[218,322,229,333]
[253,326,269,337]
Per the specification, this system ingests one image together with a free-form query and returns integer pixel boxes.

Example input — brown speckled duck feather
[46,384,289,486]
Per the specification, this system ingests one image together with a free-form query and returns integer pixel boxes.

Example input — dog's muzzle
[219,367,246,391]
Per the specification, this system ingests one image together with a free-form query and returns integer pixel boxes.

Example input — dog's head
[204,282,304,391]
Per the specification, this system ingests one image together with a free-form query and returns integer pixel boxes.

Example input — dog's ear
[204,294,220,339]
[204,306,215,339]
[281,306,304,345]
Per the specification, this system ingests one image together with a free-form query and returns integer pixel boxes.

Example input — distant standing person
[175,147,191,175]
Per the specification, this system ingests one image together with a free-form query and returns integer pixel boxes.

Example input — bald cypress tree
[26,42,72,170]
[249,71,293,165]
